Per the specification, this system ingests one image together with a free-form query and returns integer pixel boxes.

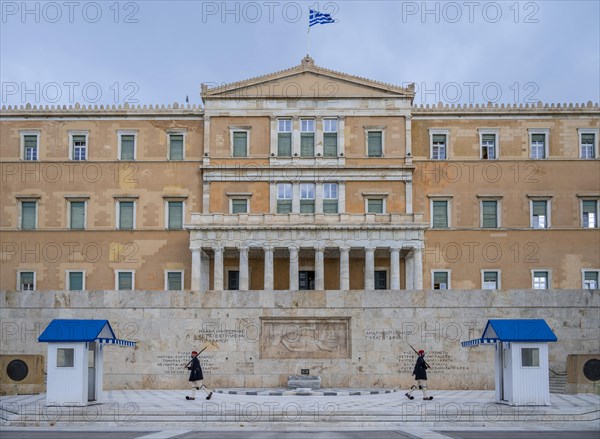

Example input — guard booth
[38,319,136,406]
[461,319,558,406]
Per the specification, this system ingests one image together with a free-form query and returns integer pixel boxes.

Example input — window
[482,271,500,289]
[323,118,338,157]
[69,132,88,161]
[579,130,598,159]
[375,270,387,290]
[480,132,497,159]
[232,131,248,157]
[581,200,598,228]
[167,201,184,229]
[69,201,86,230]
[532,271,549,289]
[165,271,184,290]
[430,131,448,160]
[118,131,137,160]
[300,119,315,157]
[116,270,134,290]
[300,183,315,213]
[432,271,450,289]
[583,270,599,289]
[521,348,540,367]
[529,130,549,159]
[18,271,35,291]
[169,134,184,160]
[531,200,549,229]
[367,198,384,214]
[118,200,135,230]
[21,132,39,160]
[367,131,383,157]
[481,200,499,228]
[323,183,338,213]
[278,119,292,157]
[20,201,37,230]
[67,271,85,291]
[431,200,449,228]
[277,183,292,213]
[231,199,248,214]
[227,270,240,291]
[57,348,75,367]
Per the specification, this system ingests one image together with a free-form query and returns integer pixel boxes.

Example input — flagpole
[307,26,310,55]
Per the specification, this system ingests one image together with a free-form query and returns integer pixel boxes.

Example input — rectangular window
[375,270,387,290]
[228,270,240,291]
[119,134,136,160]
[169,134,184,160]
[69,201,85,230]
[582,200,598,228]
[323,183,338,213]
[277,183,292,213]
[433,271,449,289]
[482,271,499,289]
[367,198,384,214]
[71,135,87,160]
[167,201,183,229]
[19,271,35,291]
[481,133,496,159]
[68,271,84,291]
[300,119,315,157]
[166,271,183,290]
[583,271,599,289]
[300,183,315,213]
[521,348,540,367]
[117,271,134,290]
[530,133,546,159]
[432,134,447,160]
[57,348,75,367]
[23,134,38,160]
[367,131,383,157]
[233,131,248,157]
[323,118,338,157]
[231,199,248,214]
[21,201,37,230]
[533,271,549,289]
[532,200,548,229]
[118,201,135,230]
[482,200,498,228]
[580,133,596,159]
[278,119,292,157]
[432,200,449,228]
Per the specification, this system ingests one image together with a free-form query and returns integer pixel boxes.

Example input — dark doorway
[299,271,315,290]
[228,270,239,290]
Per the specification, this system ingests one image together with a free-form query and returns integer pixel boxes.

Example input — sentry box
[461,319,558,406]
[38,319,136,406]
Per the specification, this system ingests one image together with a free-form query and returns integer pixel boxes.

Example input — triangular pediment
[202,56,414,101]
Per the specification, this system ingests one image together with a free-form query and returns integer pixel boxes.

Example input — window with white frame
[581,199,598,228]
[67,270,85,291]
[367,129,383,157]
[431,199,449,228]
[323,183,339,213]
[579,130,598,159]
[323,118,338,157]
[300,183,316,213]
[529,129,549,159]
[521,348,540,367]
[56,348,75,367]
[168,133,184,160]
[432,271,450,289]
[482,270,500,289]
[116,270,135,290]
[278,119,292,157]
[582,270,599,289]
[118,131,137,160]
[68,200,86,230]
[232,129,249,157]
[231,198,248,214]
[366,198,385,214]
[166,200,184,230]
[21,132,39,161]
[531,199,549,229]
[532,270,549,289]
[430,130,449,160]
[277,183,293,213]
[300,119,315,157]
[480,130,498,159]
[165,270,184,290]
[69,132,88,161]
[18,271,35,291]
[117,200,135,230]
[20,200,37,230]
[481,199,499,228]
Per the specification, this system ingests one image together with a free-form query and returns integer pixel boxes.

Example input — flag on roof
[309,9,336,27]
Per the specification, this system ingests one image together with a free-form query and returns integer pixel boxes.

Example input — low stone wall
[1,289,598,395]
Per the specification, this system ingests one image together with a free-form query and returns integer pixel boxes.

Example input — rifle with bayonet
[408,343,431,369]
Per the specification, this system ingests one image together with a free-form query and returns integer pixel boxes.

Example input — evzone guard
[405,344,433,401]
[184,347,213,400]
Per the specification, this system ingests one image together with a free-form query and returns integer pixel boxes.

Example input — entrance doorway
[299,271,315,290]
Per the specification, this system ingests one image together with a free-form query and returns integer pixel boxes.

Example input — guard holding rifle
[405,346,433,400]
[185,348,213,401]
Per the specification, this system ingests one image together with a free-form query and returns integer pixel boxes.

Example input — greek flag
[309,9,336,27]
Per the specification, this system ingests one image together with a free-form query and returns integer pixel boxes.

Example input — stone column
[239,246,249,291]
[390,247,400,290]
[405,253,414,290]
[191,248,202,291]
[289,247,299,290]
[264,245,274,291]
[364,247,375,290]
[213,246,223,291]
[315,245,324,290]
[339,246,350,291]
[413,247,423,290]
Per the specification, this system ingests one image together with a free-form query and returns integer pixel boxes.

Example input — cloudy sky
[1,0,599,106]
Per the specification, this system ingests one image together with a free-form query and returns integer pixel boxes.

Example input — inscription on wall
[156,352,217,375]
[260,317,351,359]
[398,351,468,374]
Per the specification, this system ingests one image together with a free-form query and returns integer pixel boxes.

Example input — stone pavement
[1,389,598,437]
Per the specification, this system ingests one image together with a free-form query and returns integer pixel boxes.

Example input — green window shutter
[585,271,598,281]
[532,200,546,216]
[433,272,448,285]
[581,134,595,144]
[119,201,134,229]
[531,134,545,143]
[432,134,446,144]
[168,201,183,229]
[432,201,448,228]
[301,133,314,156]
[233,132,247,157]
[120,135,135,160]
[21,202,36,229]
[582,200,597,214]
[118,272,133,290]
[300,200,315,213]
[483,272,497,283]
[70,202,85,230]
[482,201,498,228]
[24,135,37,148]
[167,272,182,290]
[482,134,495,143]
[368,132,382,157]
[69,272,83,290]
[323,199,338,213]
[278,133,291,156]
[368,199,383,213]
[21,272,34,287]
[323,133,337,157]
[169,135,184,160]
[277,200,292,214]
[231,199,247,213]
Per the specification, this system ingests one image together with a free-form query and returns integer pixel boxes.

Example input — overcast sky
[1,0,599,106]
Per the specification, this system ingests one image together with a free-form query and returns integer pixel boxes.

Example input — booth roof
[38,319,136,346]
[461,319,558,347]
